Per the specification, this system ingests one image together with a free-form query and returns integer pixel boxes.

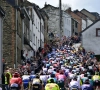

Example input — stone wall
[0,0,22,67]
[43,6,63,37]
[0,0,16,67]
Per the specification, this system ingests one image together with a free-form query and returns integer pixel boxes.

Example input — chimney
[68,7,71,13]
[44,2,47,7]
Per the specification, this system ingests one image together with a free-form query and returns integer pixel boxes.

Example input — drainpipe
[40,22,41,48]
[15,0,18,68]
[20,7,25,62]
[0,14,5,84]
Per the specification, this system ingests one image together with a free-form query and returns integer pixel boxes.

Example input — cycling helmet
[47,78,54,83]
[13,72,20,77]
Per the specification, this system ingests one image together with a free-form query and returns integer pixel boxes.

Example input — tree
[62,3,70,11]
[57,3,70,11]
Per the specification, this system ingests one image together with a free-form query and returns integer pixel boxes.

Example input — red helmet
[13,72,20,77]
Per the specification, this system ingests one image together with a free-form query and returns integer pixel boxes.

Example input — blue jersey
[22,75,31,89]
[30,75,36,81]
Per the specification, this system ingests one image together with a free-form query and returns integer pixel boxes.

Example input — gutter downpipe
[15,0,18,68]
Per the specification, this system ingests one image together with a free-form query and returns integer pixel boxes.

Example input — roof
[91,12,100,19]
[39,10,45,21]
[73,9,87,20]
[25,1,42,19]
[23,7,30,20]
[40,9,49,19]
[81,9,95,17]
[42,4,59,10]
[81,19,100,33]
[33,3,41,19]
[0,6,5,17]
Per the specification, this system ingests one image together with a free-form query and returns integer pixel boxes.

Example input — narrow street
[0,0,100,90]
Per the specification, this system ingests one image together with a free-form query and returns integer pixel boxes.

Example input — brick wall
[66,8,82,33]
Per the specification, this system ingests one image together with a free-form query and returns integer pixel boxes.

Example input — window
[38,22,39,31]
[38,22,39,29]
[96,28,100,37]
[30,30,32,41]
[36,19,37,28]
[67,19,68,24]
[73,29,74,33]
[33,34,35,45]
[38,39,39,48]
[32,10,34,23]
[36,37,37,50]
[42,25,44,33]
[75,22,78,28]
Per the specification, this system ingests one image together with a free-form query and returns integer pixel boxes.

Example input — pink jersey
[57,74,66,81]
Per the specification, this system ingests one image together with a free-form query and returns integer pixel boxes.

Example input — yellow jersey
[45,83,60,90]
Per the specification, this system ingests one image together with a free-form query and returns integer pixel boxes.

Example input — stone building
[42,4,72,43]
[42,4,62,38]
[0,0,27,67]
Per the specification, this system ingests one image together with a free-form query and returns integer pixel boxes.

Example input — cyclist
[69,76,80,90]
[10,72,23,90]
[40,72,48,87]
[32,74,43,90]
[48,73,57,83]
[81,79,94,90]
[45,78,60,90]
[22,71,31,90]
[92,72,100,89]
[56,70,66,90]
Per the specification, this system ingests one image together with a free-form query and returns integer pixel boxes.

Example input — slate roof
[91,12,100,19]
[81,19,100,33]
[42,4,59,9]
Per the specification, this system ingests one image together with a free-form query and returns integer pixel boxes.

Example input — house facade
[40,9,49,44]
[43,4,72,41]
[63,11,71,37]
[23,2,45,58]
[43,4,61,38]
[66,8,82,36]
[82,19,100,55]
[74,10,93,30]
[40,15,44,48]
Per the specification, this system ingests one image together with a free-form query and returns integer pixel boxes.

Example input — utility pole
[59,0,62,42]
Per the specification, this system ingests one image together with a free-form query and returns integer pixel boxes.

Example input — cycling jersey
[22,75,30,89]
[30,74,36,81]
[32,78,42,90]
[69,80,80,90]
[81,84,93,90]
[40,75,48,86]
[45,83,60,90]
[92,75,100,81]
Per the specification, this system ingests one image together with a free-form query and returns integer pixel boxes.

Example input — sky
[28,0,100,13]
